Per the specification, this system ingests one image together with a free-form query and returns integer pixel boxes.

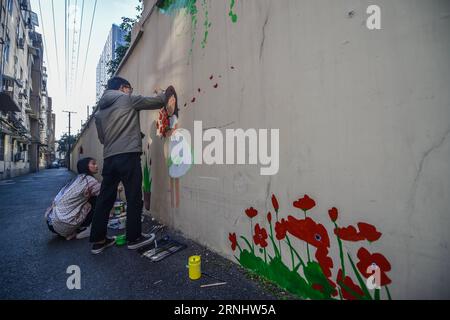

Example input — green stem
[275,211,282,259]
[285,236,296,270]
[236,242,243,254]
[334,222,346,277]
[286,235,306,270]
[304,211,311,262]
[250,220,254,254]
[374,289,380,300]
[385,286,392,300]
[264,248,267,264]
[268,225,280,259]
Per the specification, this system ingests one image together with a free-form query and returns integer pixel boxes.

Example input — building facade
[95,24,126,102]
[0,0,55,179]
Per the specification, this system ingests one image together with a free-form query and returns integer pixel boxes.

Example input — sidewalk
[0,169,285,300]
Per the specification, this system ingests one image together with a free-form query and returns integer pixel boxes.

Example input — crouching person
[45,157,101,240]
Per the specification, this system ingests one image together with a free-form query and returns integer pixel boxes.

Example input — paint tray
[139,237,187,262]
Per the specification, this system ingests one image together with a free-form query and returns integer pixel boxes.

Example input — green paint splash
[229,0,238,23]
[156,0,199,57]
[201,0,211,49]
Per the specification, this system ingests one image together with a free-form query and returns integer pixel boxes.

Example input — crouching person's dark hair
[77,157,95,176]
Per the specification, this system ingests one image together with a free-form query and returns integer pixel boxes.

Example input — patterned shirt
[45,174,101,237]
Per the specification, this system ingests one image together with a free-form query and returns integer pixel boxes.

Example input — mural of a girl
[164,86,181,208]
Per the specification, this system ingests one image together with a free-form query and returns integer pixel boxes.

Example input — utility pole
[63,111,76,171]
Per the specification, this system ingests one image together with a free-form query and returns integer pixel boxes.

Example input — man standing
[90,76,169,254]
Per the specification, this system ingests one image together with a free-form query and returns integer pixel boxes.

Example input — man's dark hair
[77,157,95,176]
[107,77,131,90]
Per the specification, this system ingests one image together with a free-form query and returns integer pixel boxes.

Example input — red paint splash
[198,88,201,93]
[210,75,214,80]
[213,84,218,88]
[191,97,196,103]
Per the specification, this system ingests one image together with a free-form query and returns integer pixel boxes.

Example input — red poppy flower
[337,269,365,300]
[229,233,237,251]
[293,195,316,212]
[315,247,333,278]
[286,216,330,249]
[328,207,338,222]
[271,194,279,212]
[335,223,382,243]
[267,212,272,224]
[356,248,391,286]
[275,219,287,241]
[253,224,268,248]
[245,207,258,219]
[334,225,364,241]
[357,223,382,242]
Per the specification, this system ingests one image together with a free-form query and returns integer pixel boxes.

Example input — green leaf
[303,261,335,299]
[240,236,253,251]
[347,253,373,300]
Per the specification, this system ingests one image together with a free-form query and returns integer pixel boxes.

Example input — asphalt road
[0,169,277,300]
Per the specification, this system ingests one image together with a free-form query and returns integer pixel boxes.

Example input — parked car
[58,159,66,167]
[48,161,60,169]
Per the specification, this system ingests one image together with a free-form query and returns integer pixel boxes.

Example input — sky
[29,0,140,140]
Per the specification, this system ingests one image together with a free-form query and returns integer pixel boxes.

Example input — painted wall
[71,0,450,299]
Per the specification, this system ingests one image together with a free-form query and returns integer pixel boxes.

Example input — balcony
[0,77,20,112]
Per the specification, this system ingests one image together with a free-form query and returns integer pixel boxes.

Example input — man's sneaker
[76,226,91,240]
[91,237,116,255]
[127,234,156,250]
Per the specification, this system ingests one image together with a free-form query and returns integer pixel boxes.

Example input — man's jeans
[90,153,143,243]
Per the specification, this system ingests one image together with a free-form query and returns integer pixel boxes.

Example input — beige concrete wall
[72,0,450,299]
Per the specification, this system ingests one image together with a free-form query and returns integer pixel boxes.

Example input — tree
[107,0,144,77]
[57,133,78,154]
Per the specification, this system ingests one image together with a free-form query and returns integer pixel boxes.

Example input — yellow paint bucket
[188,255,201,280]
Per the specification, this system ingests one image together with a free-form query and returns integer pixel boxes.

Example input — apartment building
[0,0,55,179]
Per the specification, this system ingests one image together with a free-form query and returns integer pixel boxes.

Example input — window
[7,0,13,15]
[3,35,10,64]
[0,134,5,161]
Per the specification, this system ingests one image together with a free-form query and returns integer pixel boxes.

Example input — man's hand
[154,87,163,95]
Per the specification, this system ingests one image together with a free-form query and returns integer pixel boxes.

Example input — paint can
[188,255,201,280]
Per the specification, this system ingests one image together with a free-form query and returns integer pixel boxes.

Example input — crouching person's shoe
[91,237,116,255]
[127,234,156,250]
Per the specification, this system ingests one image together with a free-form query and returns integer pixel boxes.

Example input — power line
[69,0,78,97]
[37,0,51,77]
[65,0,68,100]
[80,0,98,88]
[74,0,85,92]
[51,0,61,84]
